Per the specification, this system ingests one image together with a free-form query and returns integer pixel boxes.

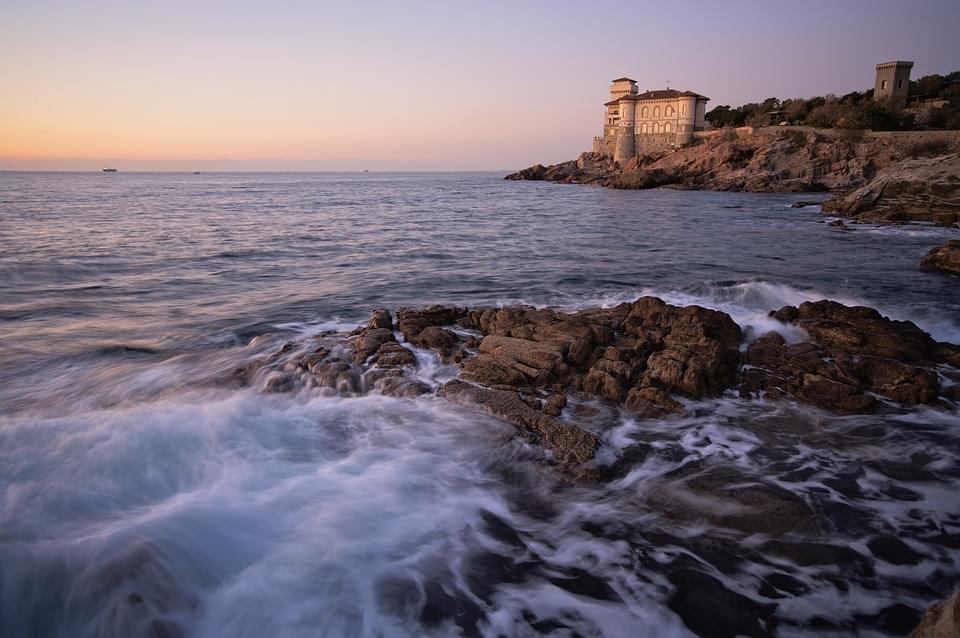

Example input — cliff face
[821,153,960,225]
[507,128,960,196]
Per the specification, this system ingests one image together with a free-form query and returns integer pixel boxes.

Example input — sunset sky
[2,0,958,171]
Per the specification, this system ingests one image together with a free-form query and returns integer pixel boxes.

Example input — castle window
[653,123,659,133]
[666,106,673,117]
[641,106,648,118]
[653,106,660,118]
[898,79,903,89]
[665,122,671,133]
[881,80,888,89]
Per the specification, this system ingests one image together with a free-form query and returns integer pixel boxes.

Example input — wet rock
[368,308,394,331]
[624,386,683,417]
[374,375,431,398]
[311,358,362,394]
[262,372,296,393]
[920,240,960,276]
[542,393,567,416]
[395,305,467,342]
[352,327,395,363]
[744,301,958,412]
[439,379,598,466]
[667,568,777,638]
[911,591,960,638]
[867,535,925,566]
[375,341,417,367]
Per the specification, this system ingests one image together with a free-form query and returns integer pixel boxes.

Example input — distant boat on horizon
[102,165,117,173]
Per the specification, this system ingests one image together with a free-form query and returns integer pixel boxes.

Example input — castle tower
[609,77,638,101]
[874,61,913,108]
[613,98,636,165]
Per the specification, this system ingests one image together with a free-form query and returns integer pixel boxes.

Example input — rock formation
[822,153,960,225]
[911,592,960,638]
[506,129,960,225]
[232,298,960,472]
[920,240,960,275]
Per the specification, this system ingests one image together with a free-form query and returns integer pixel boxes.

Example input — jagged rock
[920,240,960,276]
[507,130,960,206]
[368,308,394,331]
[744,301,956,412]
[352,327,395,363]
[375,342,417,367]
[439,379,598,466]
[374,375,432,398]
[542,393,567,416]
[823,154,960,223]
[911,591,960,638]
[624,386,683,417]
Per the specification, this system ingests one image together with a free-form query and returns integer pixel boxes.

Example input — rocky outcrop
[506,129,960,208]
[741,300,959,413]
[232,298,959,472]
[920,240,960,275]
[822,154,960,225]
[911,592,960,638]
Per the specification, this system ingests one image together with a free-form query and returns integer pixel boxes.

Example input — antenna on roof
[666,79,671,89]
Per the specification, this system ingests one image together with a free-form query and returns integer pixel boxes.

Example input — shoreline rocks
[232,297,960,472]
[506,129,960,225]
[920,240,960,275]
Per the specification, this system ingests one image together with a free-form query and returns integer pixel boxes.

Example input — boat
[102,165,117,173]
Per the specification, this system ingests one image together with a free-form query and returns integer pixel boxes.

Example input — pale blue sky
[2,0,958,169]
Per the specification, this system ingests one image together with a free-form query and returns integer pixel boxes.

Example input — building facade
[874,61,913,108]
[593,77,710,163]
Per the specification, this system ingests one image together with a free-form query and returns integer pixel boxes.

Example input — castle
[593,77,710,164]
[874,60,913,109]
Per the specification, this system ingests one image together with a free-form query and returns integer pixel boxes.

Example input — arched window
[653,123,660,133]
[664,122,671,133]
[641,106,648,118]
[653,106,660,118]
[665,106,673,117]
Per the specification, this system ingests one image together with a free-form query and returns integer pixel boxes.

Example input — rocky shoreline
[234,296,960,474]
[506,128,960,226]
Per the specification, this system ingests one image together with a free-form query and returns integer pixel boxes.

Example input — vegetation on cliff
[705,69,960,131]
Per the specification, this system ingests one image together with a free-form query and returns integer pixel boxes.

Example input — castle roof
[611,77,637,83]
[605,89,708,106]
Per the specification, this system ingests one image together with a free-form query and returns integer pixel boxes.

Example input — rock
[667,568,778,638]
[374,375,432,398]
[352,327,395,363]
[624,386,683,417]
[439,380,598,466]
[920,240,960,276]
[911,591,960,638]
[823,153,960,223]
[396,306,465,338]
[542,393,567,416]
[743,300,956,412]
[368,308,394,331]
[375,342,417,367]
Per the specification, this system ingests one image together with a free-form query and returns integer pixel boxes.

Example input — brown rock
[439,379,598,465]
[543,393,567,416]
[375,342,417,367]
[624,387,683,417]
[920,240,960,276]
[910,591,960,638]
[352,327,396,363]
[368,308,394,331]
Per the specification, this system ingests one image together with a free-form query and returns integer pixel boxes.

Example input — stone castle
[593,77,710,163]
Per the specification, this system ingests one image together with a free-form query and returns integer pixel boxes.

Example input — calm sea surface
[1,171,959,637]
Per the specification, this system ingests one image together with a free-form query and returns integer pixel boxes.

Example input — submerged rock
[920,240,960,276]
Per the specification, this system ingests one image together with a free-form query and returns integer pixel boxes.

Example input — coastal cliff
[507,128,960,220]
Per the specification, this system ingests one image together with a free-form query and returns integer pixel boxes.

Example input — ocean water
[1,171,959,637]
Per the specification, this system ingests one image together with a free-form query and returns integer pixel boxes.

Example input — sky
[1,0,958,171]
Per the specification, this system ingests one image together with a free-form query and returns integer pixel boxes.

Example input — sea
[1,171,959,637]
